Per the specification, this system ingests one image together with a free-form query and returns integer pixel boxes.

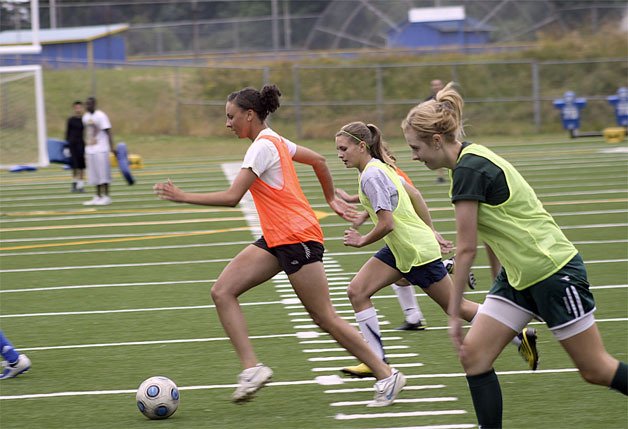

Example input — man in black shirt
[66,101,86,192]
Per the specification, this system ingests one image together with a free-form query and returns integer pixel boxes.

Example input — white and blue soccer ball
[136,376,180,420]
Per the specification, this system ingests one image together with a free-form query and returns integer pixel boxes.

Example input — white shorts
[479,295,596,341]
[86,152,112,186]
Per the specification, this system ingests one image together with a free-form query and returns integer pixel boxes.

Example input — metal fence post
[531,61,540,132]
[292,65,302,139]
[174,66,181,135]
[375,65,384,126]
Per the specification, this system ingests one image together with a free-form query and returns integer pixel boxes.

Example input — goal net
[0,65,48,167]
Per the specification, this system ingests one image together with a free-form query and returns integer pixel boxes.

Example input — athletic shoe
[517,327,539,370]
[83,196,101,206]
[394,318,427,331]
[95,196,112,206]
[232,363,273,403]
[443,256,476,290]
[341,362,374,378]
[367,369,406,407]
[0,354,31,379]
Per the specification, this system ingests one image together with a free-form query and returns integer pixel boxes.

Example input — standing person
[65,101,86,193]
[0,331,31,380]
[153,85,406,407]
[425,79,447,184]
[335,121,536,378]
[82,96,114,206]
[402,81,628,428]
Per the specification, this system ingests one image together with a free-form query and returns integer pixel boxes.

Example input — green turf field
[0,136,626,429]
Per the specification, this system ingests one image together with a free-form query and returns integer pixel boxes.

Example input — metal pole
[375,65,384,126]
[292,65,302,139]
[532,61,541,132]
[283,0,291,50]
[175,67,181,135]
[271,0,279,52]
[50,0,57,28]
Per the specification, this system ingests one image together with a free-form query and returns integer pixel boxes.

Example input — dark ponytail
[227,84,282,121]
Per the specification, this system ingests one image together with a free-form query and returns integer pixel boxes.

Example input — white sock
[392,283,422,324]
[77,180,84,189]
[355,307,385,361]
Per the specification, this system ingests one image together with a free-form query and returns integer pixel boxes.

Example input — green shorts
[488,253,596,330]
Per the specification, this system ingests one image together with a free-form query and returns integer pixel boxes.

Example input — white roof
[408,6,465,23]
[0,24,129,46]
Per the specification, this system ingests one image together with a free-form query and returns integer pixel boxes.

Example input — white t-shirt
[241,128,297,189]
[83,110,112,154]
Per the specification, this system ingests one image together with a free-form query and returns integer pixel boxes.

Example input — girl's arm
[404,181,453,253]
[448,199,479,351]
[154,168,257,207]
[343,209,394,248]
[484,243,502,279]
[335,188,360,203]
[293,145,357,221]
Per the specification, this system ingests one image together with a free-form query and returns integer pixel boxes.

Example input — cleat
[83,196,101,206]
[231,363,273,403]
[341,362,374,378]
[0,354,31,380]
[443,256,476,290]
[517,327,539,370]
[95,196,112,206]
[367,369,406,407]
[395,319,427,331]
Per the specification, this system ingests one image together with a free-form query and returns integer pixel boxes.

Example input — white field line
[335,410,468,420]
[325,385,446,393]
[0,368,582,401]
[331,397,459,406]
[2,256,626,274]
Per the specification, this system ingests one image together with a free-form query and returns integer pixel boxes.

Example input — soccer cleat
[394,319,427,331]
[341,362,374,378]
[367,369,406,407]
[231,363,273,403]
[443,256,476,290]
[517,327,539,370]
[83,196,101,206]
[95,196,112,206]
[0,354,31,380]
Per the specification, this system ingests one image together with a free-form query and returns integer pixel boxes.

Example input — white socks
[355,307,385,361]
[392,283,423,324]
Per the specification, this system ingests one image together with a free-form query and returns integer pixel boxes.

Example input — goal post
[0,65,49,168]
[0,0,41,55]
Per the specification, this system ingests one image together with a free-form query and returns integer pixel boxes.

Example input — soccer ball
[136,376,180,420]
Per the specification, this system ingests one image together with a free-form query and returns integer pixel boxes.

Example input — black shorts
[68,142,86,169]
[373,245,447,288]
[253,236,325,275]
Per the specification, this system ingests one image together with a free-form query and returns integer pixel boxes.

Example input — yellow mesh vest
[358,160,441,273]
[453,144,577,289]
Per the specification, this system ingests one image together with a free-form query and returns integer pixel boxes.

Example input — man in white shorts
[82,97,114,206]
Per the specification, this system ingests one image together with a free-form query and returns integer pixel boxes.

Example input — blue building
[0,24,129,68]
[388,6,492,49]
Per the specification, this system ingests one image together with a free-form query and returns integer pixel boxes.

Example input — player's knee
[459,344,486,372]
[210,282,233,304]
[346,281,365,304]
[579,366,611,386]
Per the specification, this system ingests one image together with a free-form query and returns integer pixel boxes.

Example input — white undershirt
[241,128,297,189]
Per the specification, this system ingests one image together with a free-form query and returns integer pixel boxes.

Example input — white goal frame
[0,0,42,55]
[0,65,49,167]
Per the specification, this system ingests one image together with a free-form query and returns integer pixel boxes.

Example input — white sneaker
[367,368,406,407]
[232,363,273,403]
[83,196,101,206]
[95,196,111,205]
[0,354,31,379]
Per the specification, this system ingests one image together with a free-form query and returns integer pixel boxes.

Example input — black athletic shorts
[68,142,86,169]
[253,236,325,275]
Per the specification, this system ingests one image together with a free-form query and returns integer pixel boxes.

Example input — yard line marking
[325,385,446,393]
[369,425,475,429]
[335,410,468,420]
[308,352,416,362]
[0,367,585,401]
[331,397,459,406]
[0,227,253,251]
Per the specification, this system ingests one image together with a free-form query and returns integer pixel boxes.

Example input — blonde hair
[402,81,465,143]
[336,121,395,167]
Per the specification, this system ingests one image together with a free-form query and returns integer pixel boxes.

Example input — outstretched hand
[343,227,363,247]
[434,231,454,254]
[328,196,359,223]
[153,179,184,202]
